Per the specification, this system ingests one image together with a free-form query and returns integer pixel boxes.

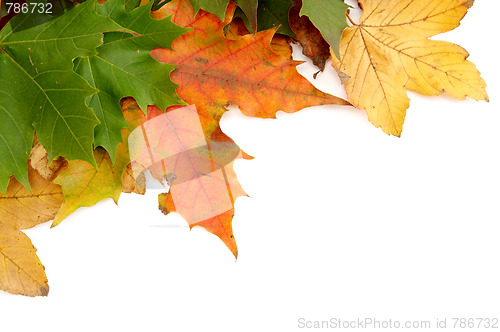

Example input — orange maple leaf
[151,0,349,123]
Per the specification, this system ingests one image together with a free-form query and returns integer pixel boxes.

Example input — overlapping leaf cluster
[0,0,187,296]
[0,0,487,296]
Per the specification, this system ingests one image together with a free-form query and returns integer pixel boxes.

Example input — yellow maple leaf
[51,149,124,227]
[0,166,63,230]
[0,142,65,230]
[0,222,49,296]
[332,0,488,136]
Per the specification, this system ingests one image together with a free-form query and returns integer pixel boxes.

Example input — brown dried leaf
[29,140,66,181]
[289,0,330,71]
[122,162,146,195]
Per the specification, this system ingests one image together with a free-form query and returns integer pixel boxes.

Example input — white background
[1,1,499,331]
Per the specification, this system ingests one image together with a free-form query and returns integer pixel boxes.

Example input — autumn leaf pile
[0,0,487,296]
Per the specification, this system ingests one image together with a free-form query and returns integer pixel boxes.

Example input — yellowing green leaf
[52,99,148,227]
[51,149,124,227]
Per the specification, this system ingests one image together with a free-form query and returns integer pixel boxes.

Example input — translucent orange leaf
[128,104,250,257]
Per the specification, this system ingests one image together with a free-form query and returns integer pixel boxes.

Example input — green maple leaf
[1,4,7,19]
[75,0,188,161]
[300,0,349,59]
[188,0,294,36]
[257,0,294,37]
[124,0,142,12]
[188,0,230,21]
[0,0,123,192]
[235,0,295,37]
[234,0,258,33]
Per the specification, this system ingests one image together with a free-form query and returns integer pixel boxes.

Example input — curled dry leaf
[289,0,330,71]
[269,34,294,60]
[299,0,349,60]
[30,140,66,181]
[332,0,488,136]
[122,163,146,195]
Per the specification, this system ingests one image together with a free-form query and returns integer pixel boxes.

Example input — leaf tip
[50,219,61,228]
[39,284,50,297]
